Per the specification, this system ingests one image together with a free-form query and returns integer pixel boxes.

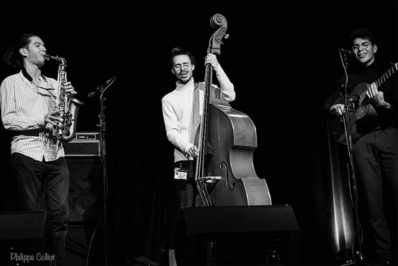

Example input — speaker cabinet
[65,158,105,266]
[67,158,103,224]
[183,205,300,265]
[65,224,105,266]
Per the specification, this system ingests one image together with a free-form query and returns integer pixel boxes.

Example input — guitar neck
[375,63,398,87]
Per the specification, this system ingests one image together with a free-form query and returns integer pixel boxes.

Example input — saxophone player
[0,33,77,266]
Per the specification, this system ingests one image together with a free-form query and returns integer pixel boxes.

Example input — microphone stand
[98,92,109,265]
[339,50,365,265]
[96,79,114,265]
[84,78,115,266]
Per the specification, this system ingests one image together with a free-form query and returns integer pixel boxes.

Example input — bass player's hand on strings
[186,145,199,158]
[205,53,219,69]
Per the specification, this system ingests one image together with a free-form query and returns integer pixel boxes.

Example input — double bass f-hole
[194,13,229,207]
[220,162,235,191]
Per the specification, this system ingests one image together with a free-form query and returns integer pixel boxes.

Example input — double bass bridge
[197,175,221,183]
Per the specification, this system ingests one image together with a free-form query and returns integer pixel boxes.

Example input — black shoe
[157,250,169,266]
[375,257,392,266]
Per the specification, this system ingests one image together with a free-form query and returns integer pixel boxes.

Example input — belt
[9,129,46,138]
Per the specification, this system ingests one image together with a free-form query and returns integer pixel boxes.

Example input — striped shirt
[0,70,65,162]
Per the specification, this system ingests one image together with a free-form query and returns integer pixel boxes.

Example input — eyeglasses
[173,63,191,71]
[352,41,372,51]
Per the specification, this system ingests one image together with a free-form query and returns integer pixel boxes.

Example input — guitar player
[324,27,398,266]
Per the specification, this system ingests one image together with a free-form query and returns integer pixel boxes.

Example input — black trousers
[12,153,69,266]
[352,127,398,260]
[161,160,202,265]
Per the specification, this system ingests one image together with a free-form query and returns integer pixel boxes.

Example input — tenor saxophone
[44,55,84,142]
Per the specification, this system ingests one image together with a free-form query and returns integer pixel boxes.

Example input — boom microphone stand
[338,49,365,265]
[85,77,116,266]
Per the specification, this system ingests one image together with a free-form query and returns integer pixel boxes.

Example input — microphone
[340,48,353,56]
[88,76,116,98]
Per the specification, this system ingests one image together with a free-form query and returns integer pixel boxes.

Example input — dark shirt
[324,61,398,136]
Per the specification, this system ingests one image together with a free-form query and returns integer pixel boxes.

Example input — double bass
[194,14,272,207]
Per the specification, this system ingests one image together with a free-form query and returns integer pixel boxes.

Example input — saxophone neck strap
[22,68,46,83]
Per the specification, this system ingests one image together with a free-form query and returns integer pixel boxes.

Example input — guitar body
[330,111,360,145]
[330,82,377,145]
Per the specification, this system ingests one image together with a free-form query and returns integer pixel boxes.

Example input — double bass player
[161,46,235,265]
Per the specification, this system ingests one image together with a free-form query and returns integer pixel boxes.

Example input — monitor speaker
[183,204,300,265]
[0,211,48,240]
[0,211,50,265]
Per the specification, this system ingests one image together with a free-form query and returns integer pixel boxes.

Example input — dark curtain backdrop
[0,0,397,265]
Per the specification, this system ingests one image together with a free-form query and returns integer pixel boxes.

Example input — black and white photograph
[0,0,397,265]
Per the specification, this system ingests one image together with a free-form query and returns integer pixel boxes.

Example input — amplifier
[63,132,100,157]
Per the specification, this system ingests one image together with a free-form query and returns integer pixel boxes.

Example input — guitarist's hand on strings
[366,82,391,109]
[330,104,345,116]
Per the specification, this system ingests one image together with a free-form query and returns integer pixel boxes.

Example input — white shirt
[162,64,235,162]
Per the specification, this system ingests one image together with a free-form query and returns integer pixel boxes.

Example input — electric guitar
[330,62,398,145]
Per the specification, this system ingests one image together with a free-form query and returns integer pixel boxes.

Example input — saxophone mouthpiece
[43,54,64,61]
[43,55,66,66]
